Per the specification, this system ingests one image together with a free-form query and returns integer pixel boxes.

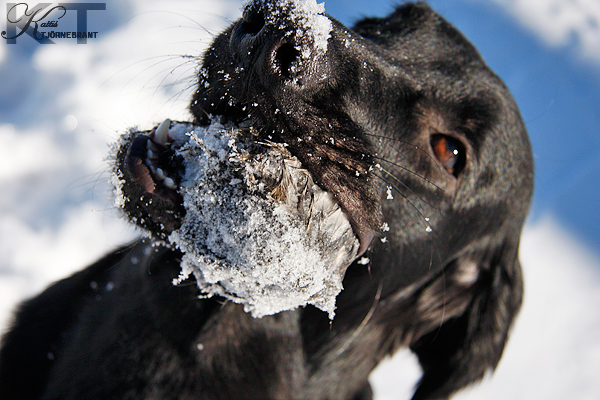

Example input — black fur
[0,2,533,399]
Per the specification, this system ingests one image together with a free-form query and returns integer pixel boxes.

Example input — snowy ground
[1,0,599,399]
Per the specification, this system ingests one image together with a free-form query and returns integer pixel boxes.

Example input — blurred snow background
[1,0,599,399]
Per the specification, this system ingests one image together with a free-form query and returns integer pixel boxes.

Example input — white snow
[244,0,332,53]
[287,0,332,53]
[0,40,5,64]
[1,0,599,399]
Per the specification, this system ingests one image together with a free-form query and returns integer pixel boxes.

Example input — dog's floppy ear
[409,236,523,400]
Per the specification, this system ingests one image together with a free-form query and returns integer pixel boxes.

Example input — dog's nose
[239,1,266,37]
[231,0,331,89]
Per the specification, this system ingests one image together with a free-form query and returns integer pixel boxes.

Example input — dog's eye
[430,134,465,177]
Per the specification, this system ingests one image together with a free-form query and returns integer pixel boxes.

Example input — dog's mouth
[119,116,377,258]
[113,118,362,318]
[115,117,362,246]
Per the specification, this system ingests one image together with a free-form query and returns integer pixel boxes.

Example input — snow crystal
[386,185,394,200]
[287,0,331,54]
[357,257,370,265]
[135,121,361,319]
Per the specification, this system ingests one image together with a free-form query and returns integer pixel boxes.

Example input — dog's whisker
[367,132,452,178]
[371,170,446,267]
[364,132,413,145]
[334,282,383,357]
[137,56,196,81]
[148,63,199,108]
[145,60,198,95]
[153,25,221,39]
[159,79,201,114]
[373,155,445,192]
[101,55,197,93]
[373,168,442,216]
[371,172,447,265]
[132,10,228,38]
[100,55,175,88]
[365,132,434,159]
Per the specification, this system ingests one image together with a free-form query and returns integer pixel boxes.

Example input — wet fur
[0,2,533,400]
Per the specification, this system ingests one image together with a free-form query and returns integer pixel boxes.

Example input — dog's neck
[193,298,386,399]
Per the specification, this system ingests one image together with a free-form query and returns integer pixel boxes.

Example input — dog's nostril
[275,42,301,80]
[241,9,265,35]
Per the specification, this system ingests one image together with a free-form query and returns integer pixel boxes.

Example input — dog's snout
[231,0,330,89]
[238,4,301,81]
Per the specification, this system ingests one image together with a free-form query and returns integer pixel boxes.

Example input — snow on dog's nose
[231,0,332,89]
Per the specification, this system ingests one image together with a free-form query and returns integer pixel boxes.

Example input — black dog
[0,2,533,399]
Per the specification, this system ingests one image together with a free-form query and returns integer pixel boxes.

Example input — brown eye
[430,134,465,177]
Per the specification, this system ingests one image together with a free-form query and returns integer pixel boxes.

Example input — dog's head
[116,1,533,398]
[190,0,533,286]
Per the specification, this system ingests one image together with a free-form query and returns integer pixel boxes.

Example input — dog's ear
[409,236,523,400]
